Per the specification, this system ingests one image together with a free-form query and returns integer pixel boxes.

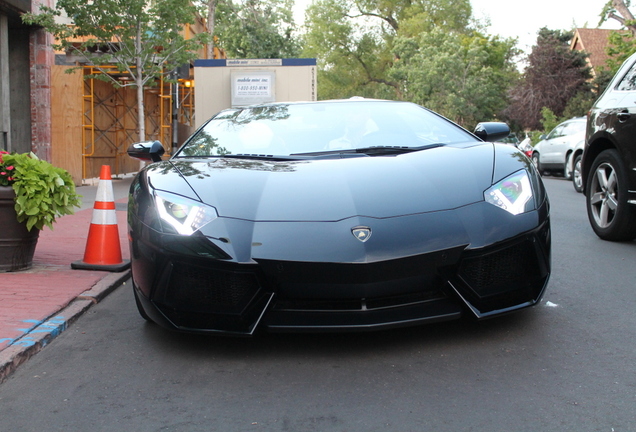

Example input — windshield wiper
[354,144,444,155]
[292,143,444,157]
[212,153,368,161]
[190,154,299,161]
[177,144,445,161]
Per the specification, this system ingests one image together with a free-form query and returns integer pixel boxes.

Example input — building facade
[1,0,54,159]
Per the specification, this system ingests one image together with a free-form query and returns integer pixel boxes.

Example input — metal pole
[172,71,179,155]
[0,14,11,152]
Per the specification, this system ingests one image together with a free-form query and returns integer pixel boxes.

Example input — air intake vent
[458,241,538,298]
[165,264,261,314]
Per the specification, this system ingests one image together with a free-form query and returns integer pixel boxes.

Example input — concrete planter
[0,186,40,272]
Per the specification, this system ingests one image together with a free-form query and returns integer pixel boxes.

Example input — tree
[301,0,398,99]
[22,0,211,142]
[301,0,478,101]
[214,0,300,58]
[196,0,300,60]
[504,28,592,130]
[600,0,636,73]
[205,0,219,60]
[602,0,636,35]
[301,0,518,127]
[390,30,519,127]
[344,0,472,35]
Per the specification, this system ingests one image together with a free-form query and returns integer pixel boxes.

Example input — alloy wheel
[588,161,618,228]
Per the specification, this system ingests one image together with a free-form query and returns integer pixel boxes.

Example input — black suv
[584,52,636,241]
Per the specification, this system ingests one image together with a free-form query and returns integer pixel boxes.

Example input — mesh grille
[458,241,537,297]
[165,264,261,314]
[274,283,446,312]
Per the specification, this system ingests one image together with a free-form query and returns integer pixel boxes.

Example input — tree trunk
[610,0,636,36]
[206,0,219,59]
[137,75,145,141]
[135,23,145,141]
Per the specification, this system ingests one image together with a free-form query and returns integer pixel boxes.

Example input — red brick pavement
[0,198,129,352]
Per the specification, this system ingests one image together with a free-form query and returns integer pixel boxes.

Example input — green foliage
[527,131,544,146]
[600,0,635,28]
[22,0,211,140]
[605,30,636,72]
[301,0,519,126]
[599,0,616,24]
[22,0,210,85]
[522,106,585,147]
[302,0,394,99]
[505,28,592,130]
[397,0,472,36]
[562,91,595,119]
[215,0,300,58]
[2,153,81,231]
[539,107,559,134]
[597,1,636,89]
[391,30,519,127]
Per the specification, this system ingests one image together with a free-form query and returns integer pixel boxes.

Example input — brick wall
[28,0,55,161]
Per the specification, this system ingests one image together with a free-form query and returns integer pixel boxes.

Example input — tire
[564,153,573,180]
[585,149,636,241]
[572,154,583,193]
[532,152,542,175]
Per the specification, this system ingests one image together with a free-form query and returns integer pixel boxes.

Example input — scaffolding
[81,66,173,179]
[178,80,195,127]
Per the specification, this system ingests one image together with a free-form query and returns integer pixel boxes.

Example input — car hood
[148,143,504,222]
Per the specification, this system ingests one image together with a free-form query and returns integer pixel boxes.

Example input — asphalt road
[0,177,635,432]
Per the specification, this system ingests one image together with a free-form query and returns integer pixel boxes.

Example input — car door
[541,123,567,164]
[551,121,580,164]
[593,60,636,172]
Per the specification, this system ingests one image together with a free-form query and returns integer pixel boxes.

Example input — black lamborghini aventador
[127,98,551,335]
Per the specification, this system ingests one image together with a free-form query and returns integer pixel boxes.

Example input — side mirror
[127,140,165,162]
[473,122,511,142]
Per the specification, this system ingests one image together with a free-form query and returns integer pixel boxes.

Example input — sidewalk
[0,175,134,384]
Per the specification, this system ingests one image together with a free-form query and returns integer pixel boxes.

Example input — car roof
[559,117,586,125]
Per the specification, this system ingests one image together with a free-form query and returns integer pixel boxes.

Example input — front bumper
[129,207,551,335]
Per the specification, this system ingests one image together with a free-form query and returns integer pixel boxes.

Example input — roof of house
[570,28,617,75]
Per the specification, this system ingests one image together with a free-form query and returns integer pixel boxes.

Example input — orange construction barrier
[72,165,130,271]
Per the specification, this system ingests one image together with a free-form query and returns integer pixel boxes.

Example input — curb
[0,270,131,385]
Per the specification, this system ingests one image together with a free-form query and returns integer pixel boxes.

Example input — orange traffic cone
[72,165,130,271]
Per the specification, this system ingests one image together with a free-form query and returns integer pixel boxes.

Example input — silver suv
[584,52,636,241]
[531,117,586,179]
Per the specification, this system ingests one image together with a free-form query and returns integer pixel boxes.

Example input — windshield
[174,100,477,158]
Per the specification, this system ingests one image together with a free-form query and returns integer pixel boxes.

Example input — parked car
[517,136,534,159]
[531,117,586,178]
[497,133,532,159]
[583,51,636,241]
[127,98,551,335]
[497,133,520,146]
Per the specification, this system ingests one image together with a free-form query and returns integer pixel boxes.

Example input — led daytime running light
[485,170,533,215]
[154,191,217,235]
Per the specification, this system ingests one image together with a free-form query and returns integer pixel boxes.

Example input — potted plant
[0,150,82,272]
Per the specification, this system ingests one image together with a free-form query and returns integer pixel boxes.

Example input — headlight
[484,170,534,215]
[154,190,218,235]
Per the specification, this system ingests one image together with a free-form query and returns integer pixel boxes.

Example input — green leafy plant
[539,107,559,136]
[0,151,81,231]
